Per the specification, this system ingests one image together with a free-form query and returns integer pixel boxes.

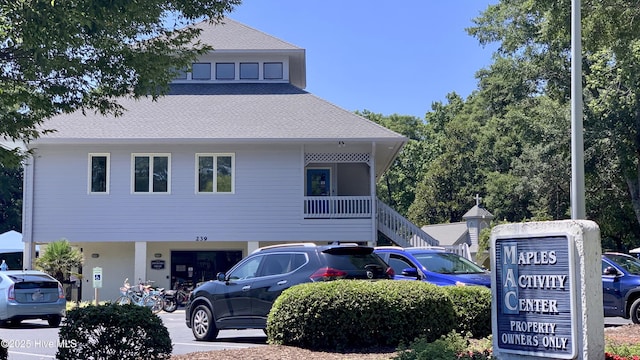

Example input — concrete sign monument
[491,220,604,359]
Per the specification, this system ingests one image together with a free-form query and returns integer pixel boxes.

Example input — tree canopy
[0,0,240,141]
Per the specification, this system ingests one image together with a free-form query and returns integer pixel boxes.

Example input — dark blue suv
[602,252,640,324]
[374,246,491,287]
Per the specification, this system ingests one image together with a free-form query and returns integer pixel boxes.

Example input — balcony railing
[303,196,371,218]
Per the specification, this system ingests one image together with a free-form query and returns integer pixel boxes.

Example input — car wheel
[191,304,219,341]
[48,315,62,327]
[631,297,640,324]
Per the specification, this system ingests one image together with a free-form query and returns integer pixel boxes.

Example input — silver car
[0,270,66,327]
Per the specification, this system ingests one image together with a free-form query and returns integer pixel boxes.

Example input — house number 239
[195,236,208,241]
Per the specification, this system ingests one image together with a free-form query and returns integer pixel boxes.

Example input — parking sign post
[93,267,102,305]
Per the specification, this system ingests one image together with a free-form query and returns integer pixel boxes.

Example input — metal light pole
[571,0,586,219]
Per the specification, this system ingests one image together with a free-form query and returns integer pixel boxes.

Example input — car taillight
[310,267,347,281]
[58,284,65,299]
[8,284,14,300]
[385,267,395,277]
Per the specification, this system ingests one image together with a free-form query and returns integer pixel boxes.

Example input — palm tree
[34,239,83,283]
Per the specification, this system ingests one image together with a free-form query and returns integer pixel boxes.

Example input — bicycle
[173,281,193,306]
[115,278,164,314]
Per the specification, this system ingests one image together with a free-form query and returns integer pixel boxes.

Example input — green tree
[407,93,487,225]
[0,0,240,142]
[0,149,22,232]
[358,110,431,216]
[34,239,83,283]
[467,0,640,249]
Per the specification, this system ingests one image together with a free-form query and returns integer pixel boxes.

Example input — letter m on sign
[501,242,519,314]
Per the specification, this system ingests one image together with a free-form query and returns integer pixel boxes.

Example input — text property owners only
[495,236,575,358]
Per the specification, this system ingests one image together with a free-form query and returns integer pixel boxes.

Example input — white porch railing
[377,200,439,247]
[304,196,372,218]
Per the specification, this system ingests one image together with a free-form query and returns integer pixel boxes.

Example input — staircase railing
[376,199,439,248]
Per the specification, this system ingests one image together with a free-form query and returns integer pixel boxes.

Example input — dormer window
[264,62,283,79]
[173,61,286,82]
[215,63,235,80]
[240,62,259,80]
[192,63,211,80]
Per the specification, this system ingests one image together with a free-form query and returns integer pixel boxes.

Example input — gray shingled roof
[35,84,404,143]
[194,18,302,51]
[462,205,494,220]
[190,18,306,88]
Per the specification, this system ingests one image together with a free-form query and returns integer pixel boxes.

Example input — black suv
[185,243,393,340]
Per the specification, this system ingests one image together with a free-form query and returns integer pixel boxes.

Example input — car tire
[191,304,219,341]
[47,315,62,327]
[631,297,640,324]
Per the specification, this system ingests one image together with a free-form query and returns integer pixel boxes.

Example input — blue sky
[230,1,498,119]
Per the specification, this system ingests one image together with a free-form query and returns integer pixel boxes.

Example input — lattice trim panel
[305,153,370,165]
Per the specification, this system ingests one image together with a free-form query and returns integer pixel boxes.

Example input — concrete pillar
[134,241,147,285]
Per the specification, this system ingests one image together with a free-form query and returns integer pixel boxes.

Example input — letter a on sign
[501,243,518,314]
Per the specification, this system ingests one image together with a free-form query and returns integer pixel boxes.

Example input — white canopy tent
[0,230,25,253]
[629,247,640,254]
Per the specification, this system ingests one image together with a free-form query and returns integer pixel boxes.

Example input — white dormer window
[173,61,286,82]
[192,63,211,80]
[215,63,235,80]
[264,62,283,79]
[240,62,259,79]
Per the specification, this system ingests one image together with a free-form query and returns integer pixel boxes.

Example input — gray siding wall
[30,143,372,244]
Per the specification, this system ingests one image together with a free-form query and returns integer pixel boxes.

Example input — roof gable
[194,18,302,51]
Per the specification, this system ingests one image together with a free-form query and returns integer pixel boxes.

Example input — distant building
[420,196,494,266]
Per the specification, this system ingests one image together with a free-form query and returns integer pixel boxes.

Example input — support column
[369,142,376,247]
[134,242,147,285]
[247,241,260,255]
[21,155,35,270]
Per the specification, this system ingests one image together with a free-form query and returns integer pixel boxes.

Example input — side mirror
[216,272,226,282]
[401,267,420,279]
[603,266,619,276]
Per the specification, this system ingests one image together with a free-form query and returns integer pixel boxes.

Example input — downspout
[22,153,35,270]
[370,142,376,247]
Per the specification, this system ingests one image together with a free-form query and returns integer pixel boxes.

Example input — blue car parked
[602,252,640,324]
[374,246,491,287]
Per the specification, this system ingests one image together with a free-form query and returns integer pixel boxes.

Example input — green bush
[441,285,492,338]
[394,331,471,360]
[56,303,171,360]
[266,280,456,350]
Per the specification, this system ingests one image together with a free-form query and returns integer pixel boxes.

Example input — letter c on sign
[505,291,518,311]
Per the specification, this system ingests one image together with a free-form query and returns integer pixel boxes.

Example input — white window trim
[131,153,171,194]
[195,153,235,194]
[88,153,110,194]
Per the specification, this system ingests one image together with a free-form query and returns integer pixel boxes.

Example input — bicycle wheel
[115,295,131,305]
[144,295,164,314]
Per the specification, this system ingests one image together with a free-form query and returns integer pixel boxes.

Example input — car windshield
[414,252,485,274]
[605,254,640,275]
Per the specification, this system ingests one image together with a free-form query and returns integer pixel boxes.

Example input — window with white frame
[132,154,170,193]
[264,62,283,79]
[192,63,211,80]
[196,153,234,193]
[89,153,110,194]
[215,63,235,80]
[240,62,259,79]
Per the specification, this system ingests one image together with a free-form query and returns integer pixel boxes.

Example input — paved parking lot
[0,310,631,359]
[0,310,266,360]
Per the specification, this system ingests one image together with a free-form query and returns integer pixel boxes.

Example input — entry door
[306,168,331,196]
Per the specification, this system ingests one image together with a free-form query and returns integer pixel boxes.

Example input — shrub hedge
[56,303,172,360]
[266,280,458,350]
[441,285,492,338]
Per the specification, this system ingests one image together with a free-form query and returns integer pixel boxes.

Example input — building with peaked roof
[421,197,494,265]
[8,18,443,301]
